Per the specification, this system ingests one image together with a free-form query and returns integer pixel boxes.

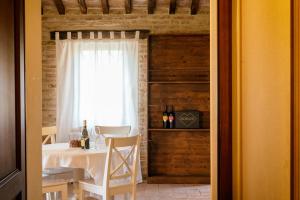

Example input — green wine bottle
[81,120,90,149]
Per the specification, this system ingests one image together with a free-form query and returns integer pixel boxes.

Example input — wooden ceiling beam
[148,0,156,14]
[101,0,109,14]
[125,0,132,14]
[191,0,200,15]
[78,0,87,14]
[169,0,176,14]
[53,0,65,15]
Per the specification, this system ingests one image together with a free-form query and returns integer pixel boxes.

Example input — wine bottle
[162,105,169,128]
[81,120,90,149]
[168,105,175,129]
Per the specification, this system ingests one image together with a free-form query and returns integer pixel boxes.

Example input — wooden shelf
[147,35,210,184]
[148,128,210,132]
[147,176,210,184]
[148,81,210,84]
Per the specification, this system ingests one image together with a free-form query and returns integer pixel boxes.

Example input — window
[56,40,138,142]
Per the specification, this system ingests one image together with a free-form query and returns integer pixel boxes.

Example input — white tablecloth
[42,143,142,185]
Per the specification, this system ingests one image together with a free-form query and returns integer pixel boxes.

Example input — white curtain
[56,39,138,142]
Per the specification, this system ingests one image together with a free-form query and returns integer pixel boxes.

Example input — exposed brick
[42,12,209,178]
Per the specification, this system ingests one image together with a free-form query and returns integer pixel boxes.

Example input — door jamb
[217,0,233,199]
[292,0,299,199]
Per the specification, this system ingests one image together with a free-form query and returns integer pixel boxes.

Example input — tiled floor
[45,183,210,200]
[84,183,210,200]
[135,184,210,200]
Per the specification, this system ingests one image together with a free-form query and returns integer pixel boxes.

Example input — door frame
[217,0,233,199]
[292,0,299,199]
[25,0,43,199]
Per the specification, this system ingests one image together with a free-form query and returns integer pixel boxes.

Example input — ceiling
[42,0,210,15]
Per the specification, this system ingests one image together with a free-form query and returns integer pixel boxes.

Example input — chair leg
[72,182,79,199]
[131,188,136,200]
[45,192,51,200]
[61,184,68,200]
[54,192,58,200]
[78,187,84,200]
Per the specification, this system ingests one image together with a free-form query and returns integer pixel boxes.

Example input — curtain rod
[50,30,150,40]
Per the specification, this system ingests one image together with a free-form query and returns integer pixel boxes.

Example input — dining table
[42,142,142,185]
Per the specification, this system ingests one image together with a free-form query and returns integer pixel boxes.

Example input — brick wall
[42,11,209,178]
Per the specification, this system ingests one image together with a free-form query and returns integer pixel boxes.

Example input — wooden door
[0,0,26,199]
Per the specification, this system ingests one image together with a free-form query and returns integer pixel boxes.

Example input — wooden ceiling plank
[169,0,176,14]
[53,0,65,15]
[125,0,132,14]
[191,0,200,15]
[148,0,156,14]
[78,0,87,14]
[101,0,109,14]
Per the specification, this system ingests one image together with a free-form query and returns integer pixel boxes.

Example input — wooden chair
[42,126,77,199]
[42,179,68,200]
[78,135,141,200]
[42,126,57,144]
[42,126,73,175]
[95,126,131,138]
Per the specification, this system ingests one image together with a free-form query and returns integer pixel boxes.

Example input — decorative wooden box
[175,111,200,128]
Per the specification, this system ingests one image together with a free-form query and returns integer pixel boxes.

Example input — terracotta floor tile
[44,183,211,200]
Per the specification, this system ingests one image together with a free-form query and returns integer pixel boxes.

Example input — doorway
[23,0,234,199]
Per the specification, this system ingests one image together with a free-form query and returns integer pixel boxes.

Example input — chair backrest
[103,135,141,196]
[95,126,131,137]
[42,126,56,144]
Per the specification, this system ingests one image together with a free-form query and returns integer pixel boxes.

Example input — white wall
[233,0,291,199]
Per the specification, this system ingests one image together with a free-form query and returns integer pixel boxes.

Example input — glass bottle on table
[81,120,90,149]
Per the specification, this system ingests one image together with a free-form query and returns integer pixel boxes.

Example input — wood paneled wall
[147,35,210,184]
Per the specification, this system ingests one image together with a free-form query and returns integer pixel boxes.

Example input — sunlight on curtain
[56,40,138,142]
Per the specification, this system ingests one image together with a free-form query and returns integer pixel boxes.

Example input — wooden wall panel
[147,35,210,184]
[149,35,210,82]
[148,83,210,128]
[149,131,210,176]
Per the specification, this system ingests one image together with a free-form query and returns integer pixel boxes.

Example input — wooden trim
[50,30,150,40]
[218,0,233,199]
[292,0,299,199]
